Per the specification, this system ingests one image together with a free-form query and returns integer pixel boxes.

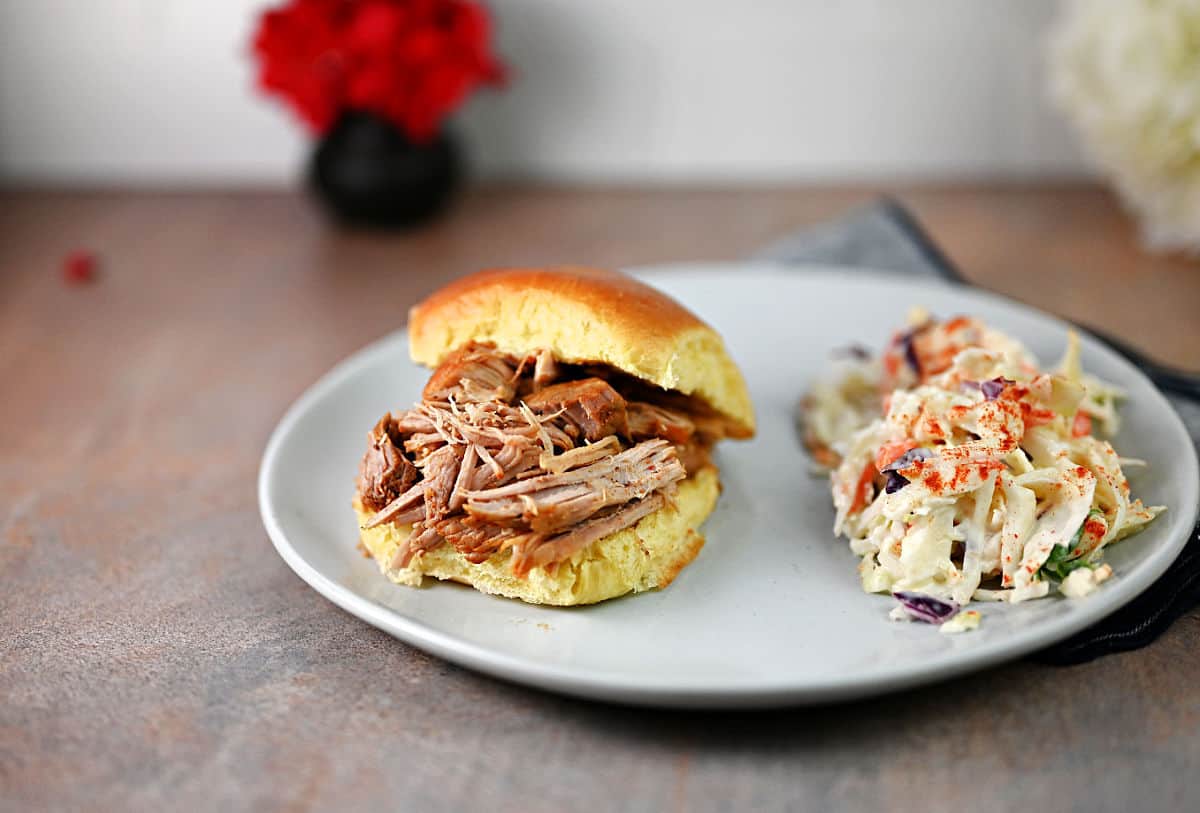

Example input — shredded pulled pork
[509,493,669,577]
[357,414,419,512]
[524,377,629,441]
[626,401,694,444]
[422,344,517,403]
[539,434,620,474]
[463,439,685,534]
[532,348,557,388]
[356,342,725,577]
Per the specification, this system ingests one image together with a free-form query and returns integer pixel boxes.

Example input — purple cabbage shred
[980,377,1014,400]
[892,591,960,624]
[897,320,936,376]
[884,471,910,493]
[883,447,934,472]
[901,333,921,376]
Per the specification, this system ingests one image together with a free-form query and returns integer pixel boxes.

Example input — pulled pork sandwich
[354,267,755,605]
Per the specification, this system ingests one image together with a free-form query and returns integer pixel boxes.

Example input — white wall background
[0,0,1090,185]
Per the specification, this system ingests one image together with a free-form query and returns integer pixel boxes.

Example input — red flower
[62,250,98,285]
[252,0,506,141]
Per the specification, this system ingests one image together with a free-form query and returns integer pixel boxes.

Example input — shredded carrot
[1072,412,1092,438]
[883,352,901,379]
[849,462,876,514]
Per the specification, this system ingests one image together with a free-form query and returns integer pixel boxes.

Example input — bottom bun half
[355,466,720,606]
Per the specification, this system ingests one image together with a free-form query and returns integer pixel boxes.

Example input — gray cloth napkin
[755,197,1200,665]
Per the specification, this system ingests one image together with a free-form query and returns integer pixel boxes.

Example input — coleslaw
[803,310,1164,624]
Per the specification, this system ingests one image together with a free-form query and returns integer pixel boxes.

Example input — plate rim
[258,262,1200,708]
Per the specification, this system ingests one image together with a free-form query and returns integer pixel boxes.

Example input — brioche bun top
[408,266,755,437]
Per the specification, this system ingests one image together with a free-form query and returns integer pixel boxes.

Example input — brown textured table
[3,185,1199,812]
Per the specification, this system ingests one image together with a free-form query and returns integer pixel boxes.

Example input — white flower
[1051,0,1200,253]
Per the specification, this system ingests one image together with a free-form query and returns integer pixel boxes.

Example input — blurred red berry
[62,251,97,285]
[252,0,506,143]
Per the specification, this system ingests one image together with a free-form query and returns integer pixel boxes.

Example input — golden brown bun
[408,267,755,438]
[356,467,719,606]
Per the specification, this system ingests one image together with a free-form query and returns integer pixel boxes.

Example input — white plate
[259,264,1199,708]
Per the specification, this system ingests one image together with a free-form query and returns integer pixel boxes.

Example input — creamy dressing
[805,314,1165,622]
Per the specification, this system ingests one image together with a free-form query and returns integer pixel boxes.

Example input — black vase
[309,112,461,228]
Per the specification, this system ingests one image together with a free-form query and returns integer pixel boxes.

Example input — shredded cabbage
[805,314,1165,615]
